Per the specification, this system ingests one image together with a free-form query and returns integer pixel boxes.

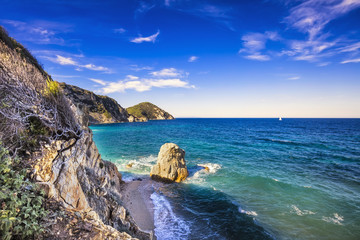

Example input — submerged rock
[150,143,188,183]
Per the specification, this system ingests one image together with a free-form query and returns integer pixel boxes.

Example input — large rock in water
[150,143,188,183]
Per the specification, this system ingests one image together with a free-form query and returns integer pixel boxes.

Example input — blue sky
[1,0,360,117]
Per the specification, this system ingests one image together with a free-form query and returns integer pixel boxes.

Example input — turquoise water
[91,118,360,240]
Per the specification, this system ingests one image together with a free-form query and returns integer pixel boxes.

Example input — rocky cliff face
[0,26,150,239]
[127,102,175,121]
[33,104,150,239]
[59,83,131,125]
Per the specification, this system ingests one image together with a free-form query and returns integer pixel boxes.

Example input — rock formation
[127,102,175,121]
[59,83,133,125]
[150,143,188,183]
[0,26,150,240]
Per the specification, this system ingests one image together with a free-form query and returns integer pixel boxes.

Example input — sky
[1,0,360,117]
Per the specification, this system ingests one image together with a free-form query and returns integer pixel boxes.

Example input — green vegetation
[0,144,47,240]
[103,110,112,119]
[127,102,157,119]
[127,102,173,120]
[43,78,60,98]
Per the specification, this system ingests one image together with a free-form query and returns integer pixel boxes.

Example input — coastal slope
[0,26,150,239]
[59,82,131,125]
[127,102,175,121]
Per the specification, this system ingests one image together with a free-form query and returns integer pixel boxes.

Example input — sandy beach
[120,178,156,234]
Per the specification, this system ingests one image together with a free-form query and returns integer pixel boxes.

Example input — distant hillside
[127,102,175,121]
[59,82,131,125]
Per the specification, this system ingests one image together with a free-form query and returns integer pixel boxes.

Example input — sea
[90,118,360,240]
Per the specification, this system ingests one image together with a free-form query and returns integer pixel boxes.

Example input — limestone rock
[150,143,188,183]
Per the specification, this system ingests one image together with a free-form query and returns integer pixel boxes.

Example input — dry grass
[0,27,82,157]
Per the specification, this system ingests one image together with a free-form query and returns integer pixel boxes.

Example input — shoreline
[120,177,157,235]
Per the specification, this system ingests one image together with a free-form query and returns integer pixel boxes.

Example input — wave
[239,207,258,217]
[186,163,222,184]
[322,213,344,225]
[151,192,191,240]
[116,155,157,174]
[290,205,316,216]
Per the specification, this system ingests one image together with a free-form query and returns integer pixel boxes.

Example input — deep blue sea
[90,118,360,240]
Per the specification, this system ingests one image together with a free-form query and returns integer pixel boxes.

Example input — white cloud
[47,55,110,73]
[1,19,69,45]
[55,55,77,65]
[239,31,280,61]
[126,75,139,80]
[317,62,331,67]
[338,42,360,52]
[288,76,300,80]
[285,0,360,41]
[83,64,110,72]
[341,58,360,64]
[89,78,107,86]
[244,54,270,61]
[150,68,183,77]
[130,30,160,43]
[113,28,126,34]
[130,65,154,71]
[102,78,194,93]
[188,56,199,62]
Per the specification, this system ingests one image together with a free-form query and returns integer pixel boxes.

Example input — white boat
[279,117,282,121]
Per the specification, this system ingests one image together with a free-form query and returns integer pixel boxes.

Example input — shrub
[43,77,60,98]
[0,144,47,240]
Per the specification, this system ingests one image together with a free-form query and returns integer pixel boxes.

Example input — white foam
[187,163,222,184]
[151,192,191,240]
[272,178,279,182]
[239,207,258,217]
[322,213,344,225]
[197,163,221,174]
[290,205,316,216]
[117,155,157,174]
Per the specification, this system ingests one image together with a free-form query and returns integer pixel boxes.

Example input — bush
[43,77,60,98]
[0,144,47,240]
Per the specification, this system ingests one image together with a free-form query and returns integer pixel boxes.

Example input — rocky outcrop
[127,102,174,121]
[32,101,151,239]
[0,27,150,240]
[150,143,188,183]
[59,83,131,125]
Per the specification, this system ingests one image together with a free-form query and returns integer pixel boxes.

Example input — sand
[121,178,156,233]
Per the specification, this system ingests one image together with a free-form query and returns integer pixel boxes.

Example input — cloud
[285,0,360,41]
[89,78,107,86]
[1,19,70,45]
[279,0,360,62]
[83,64,109,72]
[244,54,271,61]
[135,1,155,19]
[150,68,183,77]
[317,62,331,67]
[188,56,199,62]
[113,28,126,34]
[130,65,154,71]
[239,31,280,61]
[126,75,139,80]
[130,30,160,43]
[46,55,111,73]
[288,76,300,80]
[102,78,194,93]
[55,55,77,65]
[338,41,360,53]
[341,58,360,64]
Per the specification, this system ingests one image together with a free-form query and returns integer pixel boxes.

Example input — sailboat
[279,117,282,121]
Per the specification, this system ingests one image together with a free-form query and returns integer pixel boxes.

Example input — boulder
[150,143,188,183]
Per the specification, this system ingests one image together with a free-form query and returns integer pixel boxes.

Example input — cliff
[59,82,131,125]
[0,26,150,239]
[127,102,175,121]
